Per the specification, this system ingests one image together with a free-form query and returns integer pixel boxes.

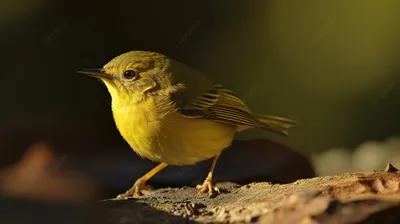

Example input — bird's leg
[197,155,220,197]
[116,162,168,199]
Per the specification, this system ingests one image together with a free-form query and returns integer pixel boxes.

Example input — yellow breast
[112,97,166,161]
[112,98,237,165]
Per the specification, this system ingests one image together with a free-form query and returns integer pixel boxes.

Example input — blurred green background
[0,0,399,174]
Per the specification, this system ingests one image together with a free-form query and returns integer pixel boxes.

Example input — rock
[384,163,399,173]
[99,169,400,224]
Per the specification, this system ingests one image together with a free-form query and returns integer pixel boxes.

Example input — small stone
[384,163,399,173]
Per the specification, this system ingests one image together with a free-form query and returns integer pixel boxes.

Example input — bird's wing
[172,84,266,128]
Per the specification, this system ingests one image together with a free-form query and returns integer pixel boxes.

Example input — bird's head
[79,51,174,106]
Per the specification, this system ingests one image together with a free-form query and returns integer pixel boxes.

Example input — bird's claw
[116,178,153,199]
[196,178,219,197]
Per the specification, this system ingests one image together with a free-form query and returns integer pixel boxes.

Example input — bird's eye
[123,70,138,80]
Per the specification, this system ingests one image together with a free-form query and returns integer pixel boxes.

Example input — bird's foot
[116,178,153,199]
[196,177,219,197]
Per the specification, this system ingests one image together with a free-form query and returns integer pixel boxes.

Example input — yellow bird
[79,51,298,198]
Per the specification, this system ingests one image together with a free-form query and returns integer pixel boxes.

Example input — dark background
[0,0,399,182]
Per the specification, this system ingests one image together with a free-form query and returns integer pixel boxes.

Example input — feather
[172,85,298,136]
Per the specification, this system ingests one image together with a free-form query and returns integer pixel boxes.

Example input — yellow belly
[112,103,237,165]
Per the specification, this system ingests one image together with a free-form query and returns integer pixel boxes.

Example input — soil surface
[99,164,400,224]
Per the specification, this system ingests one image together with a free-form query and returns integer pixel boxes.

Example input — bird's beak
[78,68,113,79]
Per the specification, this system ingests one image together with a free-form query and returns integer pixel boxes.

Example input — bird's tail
[255,114,300,136]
